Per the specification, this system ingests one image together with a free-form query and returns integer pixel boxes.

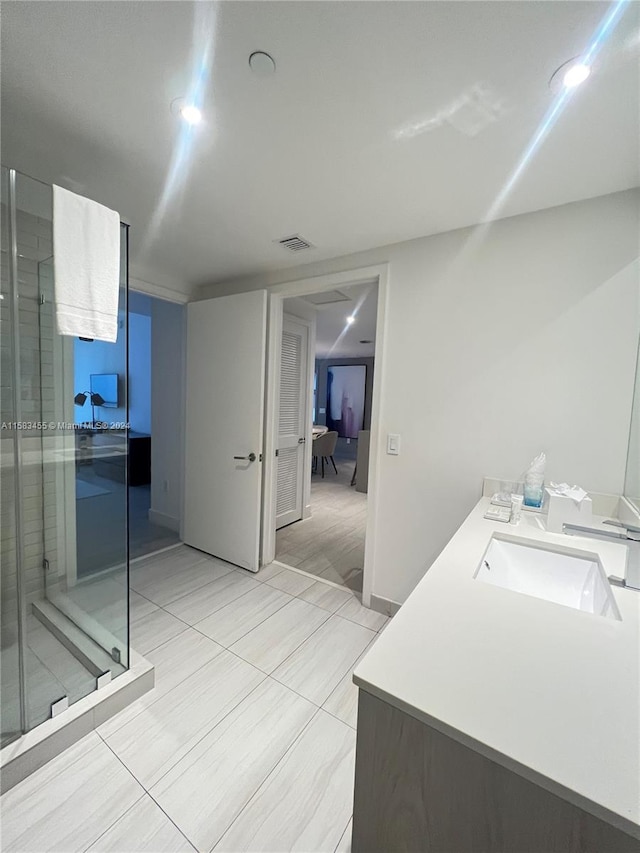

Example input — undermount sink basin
[475,535,621,621]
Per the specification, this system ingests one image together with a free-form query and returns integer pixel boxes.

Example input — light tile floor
[1,545,389,853]
[276,458,366,592]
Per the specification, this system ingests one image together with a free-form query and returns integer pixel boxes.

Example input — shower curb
[0,650,153,794]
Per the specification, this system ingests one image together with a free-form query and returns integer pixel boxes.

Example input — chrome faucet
[562,520,640,591]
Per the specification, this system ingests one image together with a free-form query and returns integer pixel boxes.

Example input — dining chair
[312,430,338,478]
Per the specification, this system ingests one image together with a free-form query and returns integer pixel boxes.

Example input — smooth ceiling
[2,2,638,296]
[285,282,378,358]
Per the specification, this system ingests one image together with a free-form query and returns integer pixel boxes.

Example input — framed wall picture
[326,364,366,438]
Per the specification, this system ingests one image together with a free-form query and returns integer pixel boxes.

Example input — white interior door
[276,315,309,529]
[184,290,267,571]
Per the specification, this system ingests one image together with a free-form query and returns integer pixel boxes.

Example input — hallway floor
[276,458,366,592]
[1,545,388,853]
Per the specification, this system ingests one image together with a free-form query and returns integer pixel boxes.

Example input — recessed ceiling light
[562,62,591,88]
[249,51,276,76]
[180,104,202,125]
[170,97,203,125]
[549,57,592,93]
[346,316,356,325]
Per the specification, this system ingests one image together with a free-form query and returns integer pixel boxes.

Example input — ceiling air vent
[303,290,351,306]
[276,234,314,253]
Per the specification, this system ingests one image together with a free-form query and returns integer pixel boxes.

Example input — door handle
[234,453,257,462]
[298,437,306,444]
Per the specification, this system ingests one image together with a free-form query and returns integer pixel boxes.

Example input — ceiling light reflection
[563,62,591,88]
[180,105,203,125]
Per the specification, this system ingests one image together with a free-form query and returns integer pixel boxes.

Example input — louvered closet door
[276,316,309,529]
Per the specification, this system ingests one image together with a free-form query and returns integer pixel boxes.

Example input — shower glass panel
[0,167,129,744]
[1,165,24,747]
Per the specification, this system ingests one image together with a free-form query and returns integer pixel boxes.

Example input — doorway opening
[274,283,378,593]
[182,264,387,606]
[261,265,388,606]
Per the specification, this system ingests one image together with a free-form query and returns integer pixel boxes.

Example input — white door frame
[262,263,389,608]
[276,313,314,529]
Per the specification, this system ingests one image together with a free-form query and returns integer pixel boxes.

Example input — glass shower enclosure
[1,166,130,747]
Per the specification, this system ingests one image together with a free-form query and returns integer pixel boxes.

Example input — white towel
[53,185,121,343]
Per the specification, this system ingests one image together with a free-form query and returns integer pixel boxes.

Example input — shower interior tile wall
[0,206,60,615]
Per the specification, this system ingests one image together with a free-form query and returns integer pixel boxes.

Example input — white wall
[199,189,640,605]
[149,298,185,531]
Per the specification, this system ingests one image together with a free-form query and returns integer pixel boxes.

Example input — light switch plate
[387,433,400,455]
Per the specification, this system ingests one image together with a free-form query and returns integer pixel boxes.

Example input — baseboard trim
[369,593,402,618]
[148,508,181,532]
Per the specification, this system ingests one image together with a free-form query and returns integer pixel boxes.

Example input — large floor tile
[130,608,188,655]
[152,678,316,852]
[270,551,304,567]
[255,563,286,583]
[281,525,357,567]
[264,567,316,596]
[229,598,329,674]
[133,558,234,607]
[214,710,356,853]
[164,571,261,625]
[195,584,292,647]
[298,581,354,613]
[272,615,374,705]
[98,628,224,738]
[87,794,195,852]
[130,589,159,622]
[335,819,352,853]
[322,639,377,729]
[274,459,366,595]
[336,595,389,632]
[0,732,143,852]
[103,650,264,788]
[61,577,125,616]
[130,546,212,589]
[318,563,363,592]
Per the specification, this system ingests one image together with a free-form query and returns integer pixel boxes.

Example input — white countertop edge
[354,496,640,840]
[353,678,640,841]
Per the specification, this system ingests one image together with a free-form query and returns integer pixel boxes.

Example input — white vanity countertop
[353,498,640,838]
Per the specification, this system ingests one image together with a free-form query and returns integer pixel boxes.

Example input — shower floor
[1,614,96,741]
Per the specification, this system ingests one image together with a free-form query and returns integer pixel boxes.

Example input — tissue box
[545,488,593,533]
